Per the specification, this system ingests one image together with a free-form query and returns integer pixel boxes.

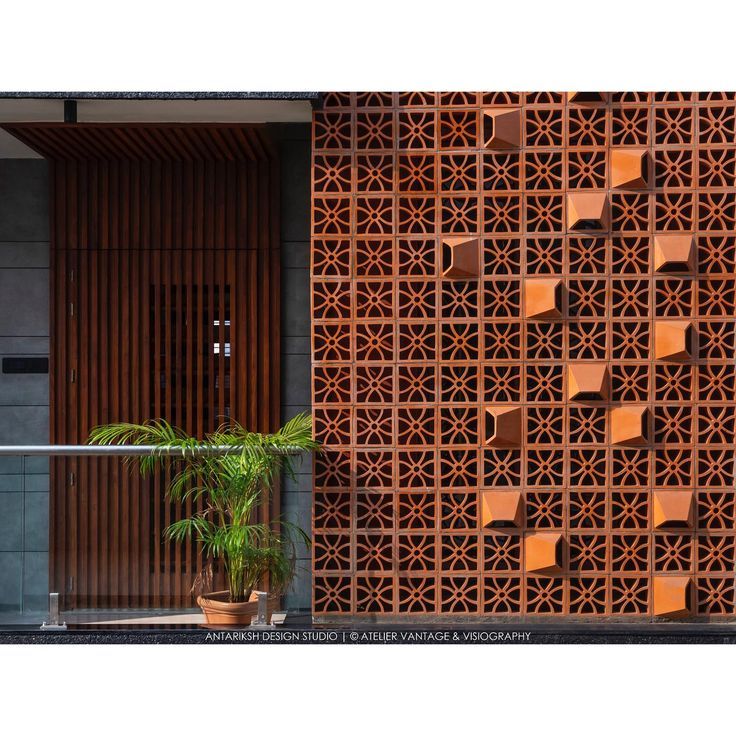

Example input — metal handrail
[0,444,303,456]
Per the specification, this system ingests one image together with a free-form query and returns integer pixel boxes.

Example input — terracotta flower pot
[197,590,275,626]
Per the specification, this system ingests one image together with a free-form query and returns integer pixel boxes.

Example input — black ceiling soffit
[0,92,320,101]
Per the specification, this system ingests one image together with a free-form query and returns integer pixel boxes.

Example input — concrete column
[275,124,313,612]
[0,159,50,613]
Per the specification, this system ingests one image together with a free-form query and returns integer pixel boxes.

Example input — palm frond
[89,412,320,601]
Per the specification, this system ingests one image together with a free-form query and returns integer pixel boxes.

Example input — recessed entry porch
[0,94,315,625]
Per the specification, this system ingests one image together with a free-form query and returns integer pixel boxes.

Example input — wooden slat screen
[2,124,281,609]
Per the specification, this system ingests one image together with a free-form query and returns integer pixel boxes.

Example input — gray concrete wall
[276,124,313,612]
[0,160,50,612]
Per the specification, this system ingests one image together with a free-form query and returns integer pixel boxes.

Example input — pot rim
[197,589,271,611]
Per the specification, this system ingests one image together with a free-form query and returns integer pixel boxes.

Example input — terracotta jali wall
[310,92,736,620]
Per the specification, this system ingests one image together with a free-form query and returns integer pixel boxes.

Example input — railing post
[250,591,274,629]
[40,592,67,630]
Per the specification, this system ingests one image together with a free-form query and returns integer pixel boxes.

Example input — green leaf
[88,413,320,601]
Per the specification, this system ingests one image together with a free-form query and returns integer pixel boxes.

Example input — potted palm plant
[88,412,319,625]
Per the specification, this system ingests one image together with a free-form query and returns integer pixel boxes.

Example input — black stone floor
[1,613,736,644]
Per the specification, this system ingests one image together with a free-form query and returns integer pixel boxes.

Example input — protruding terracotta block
[525,533,563,574]
[611,148,649,189]
[653,577,691,619]
[525,278,562,319]
[567,192,609,230]
[482,108,521,150]
[567,92,606,103]
[654,320,693,360]
[485,406,522,447]
[653,491,695,529]
[480,491,524,529]
[653,234,696,273]
[610,405,649,445]
[441,237,479,279]
[568,364,609,401]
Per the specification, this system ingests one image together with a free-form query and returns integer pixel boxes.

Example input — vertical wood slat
[67,161,80,606]
[269,153,282,529]
[162,250,172,606]
[5,124,282,610]
[139,248,151,607]
[151,249,163,608]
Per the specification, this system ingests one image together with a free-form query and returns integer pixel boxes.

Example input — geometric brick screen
[310,92,736,620]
